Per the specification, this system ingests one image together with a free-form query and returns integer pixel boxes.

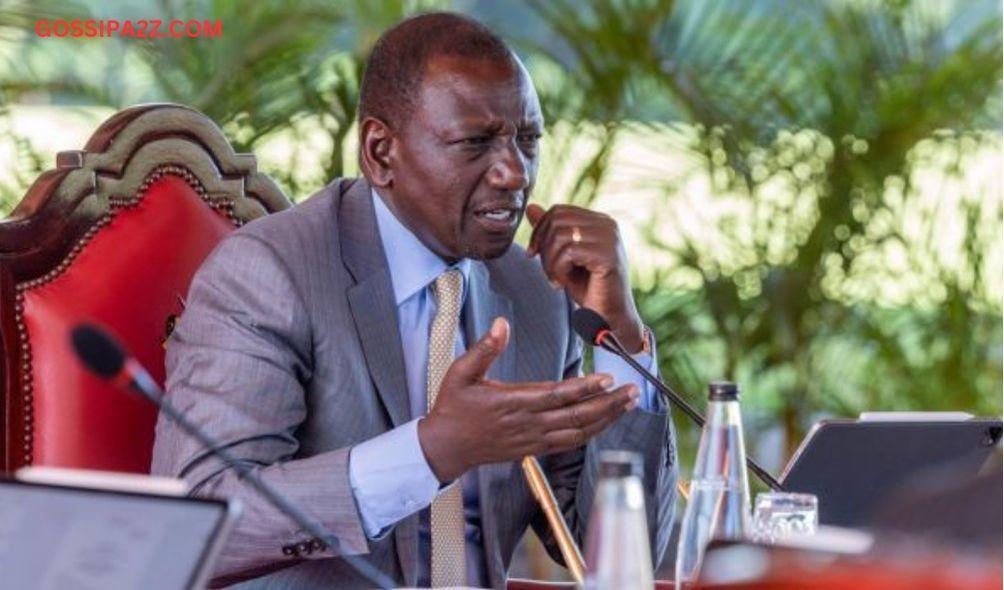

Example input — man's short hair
[359,12,515,129]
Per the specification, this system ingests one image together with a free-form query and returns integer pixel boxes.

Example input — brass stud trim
[12,164,240,466]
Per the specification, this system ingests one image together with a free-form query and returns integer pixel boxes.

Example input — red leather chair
[0,104,290,474]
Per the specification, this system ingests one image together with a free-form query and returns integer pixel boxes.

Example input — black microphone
[571,308,784,492]
[70,323,396,589]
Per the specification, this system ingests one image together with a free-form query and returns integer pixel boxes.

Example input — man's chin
[463,237,516,261]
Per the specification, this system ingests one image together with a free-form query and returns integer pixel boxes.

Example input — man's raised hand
[417,317,638,482]
[525,203,646,354]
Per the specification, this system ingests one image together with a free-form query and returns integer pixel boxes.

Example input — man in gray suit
[152,12,677,589]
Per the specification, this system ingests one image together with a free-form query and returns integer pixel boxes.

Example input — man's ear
[359,116,395,188]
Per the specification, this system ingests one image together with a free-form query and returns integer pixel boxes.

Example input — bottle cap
[708,381,740,401]
[598,450,642,478]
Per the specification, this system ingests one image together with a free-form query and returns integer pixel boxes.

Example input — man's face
[382,54,543,261]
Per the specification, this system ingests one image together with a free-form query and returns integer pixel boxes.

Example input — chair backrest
[0,104,291,473]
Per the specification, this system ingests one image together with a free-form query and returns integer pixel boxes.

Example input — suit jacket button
[282,544,297,557]
[297,541,311,555]
[310,538,326,552]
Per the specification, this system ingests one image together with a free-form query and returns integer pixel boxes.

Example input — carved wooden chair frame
[0,103,290,471]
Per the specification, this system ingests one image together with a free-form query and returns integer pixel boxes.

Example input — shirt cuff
[348,418,441,540]
[593,328,666,413]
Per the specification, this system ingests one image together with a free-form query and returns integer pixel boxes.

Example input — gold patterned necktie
[428,269,467,587]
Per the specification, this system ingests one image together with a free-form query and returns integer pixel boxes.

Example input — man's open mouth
[476,207,519,223]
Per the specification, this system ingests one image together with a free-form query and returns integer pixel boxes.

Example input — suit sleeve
[530,295,680,571]
[150,233,369,583]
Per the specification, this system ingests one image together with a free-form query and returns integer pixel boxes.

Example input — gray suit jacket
[151,178,677,589]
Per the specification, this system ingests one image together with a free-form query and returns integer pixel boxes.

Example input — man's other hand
[525,203,646,354]
[417,317,639,483]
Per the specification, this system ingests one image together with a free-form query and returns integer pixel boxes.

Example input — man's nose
[486,141,530,191]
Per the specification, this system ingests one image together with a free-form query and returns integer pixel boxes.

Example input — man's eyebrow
[438,116,542,138]
[442,118,505,134]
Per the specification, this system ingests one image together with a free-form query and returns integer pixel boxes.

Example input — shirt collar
[372,189,471,306]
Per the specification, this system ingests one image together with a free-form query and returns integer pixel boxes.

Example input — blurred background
[1,0,1001,580]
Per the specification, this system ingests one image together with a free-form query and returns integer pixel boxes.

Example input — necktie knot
[432,269,463,314]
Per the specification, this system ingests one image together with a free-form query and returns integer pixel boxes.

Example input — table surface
[506,580,675,590]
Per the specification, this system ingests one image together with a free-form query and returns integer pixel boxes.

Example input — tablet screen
[0,479,229,590]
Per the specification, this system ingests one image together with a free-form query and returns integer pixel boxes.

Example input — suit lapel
[339,179,419,585]
[339,179,411,428]
[465,261,519,587]
[463,261,516,382]
[341,188,522,585]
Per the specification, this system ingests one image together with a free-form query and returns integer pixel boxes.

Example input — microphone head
[71,323,126,379]
[571,308,610,345]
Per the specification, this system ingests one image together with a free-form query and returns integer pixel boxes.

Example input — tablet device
[0,477,238,590]
[779,417,1002,527]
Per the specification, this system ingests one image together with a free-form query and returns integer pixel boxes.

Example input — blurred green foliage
[0,0,1000,464]
[524,0,1002,461]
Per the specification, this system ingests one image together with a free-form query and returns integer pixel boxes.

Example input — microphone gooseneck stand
[71,325,396,590]
[573,309,784,492]
[147,381,396,588]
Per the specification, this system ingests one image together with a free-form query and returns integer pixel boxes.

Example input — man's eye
[518,133,541,145]
[461,136,492,146]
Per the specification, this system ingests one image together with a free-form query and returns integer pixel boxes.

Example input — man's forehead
[416,54,543,126]
[423,52,517,80]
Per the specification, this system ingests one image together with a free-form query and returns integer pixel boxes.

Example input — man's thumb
[450,317,509,383]
[525,203,546,227]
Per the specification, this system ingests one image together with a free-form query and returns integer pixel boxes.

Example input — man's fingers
[499,373,615,411]
[526,204,556,257]
[537,399,628,453]
[540,230,599,287]
[527,204,605,258]
[525,203,549,257]
[535,227,569,285]
[536,384,637,431]
[533,221,605,288]
[445,317,510,385]
[545,373,618,408]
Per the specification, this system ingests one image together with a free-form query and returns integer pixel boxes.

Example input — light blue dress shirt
[348,190,664,586]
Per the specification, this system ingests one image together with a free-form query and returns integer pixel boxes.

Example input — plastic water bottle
[583,450,654,590]
[674,381,752,588]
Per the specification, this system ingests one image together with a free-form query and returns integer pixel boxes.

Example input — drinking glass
[750,492,818,544]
